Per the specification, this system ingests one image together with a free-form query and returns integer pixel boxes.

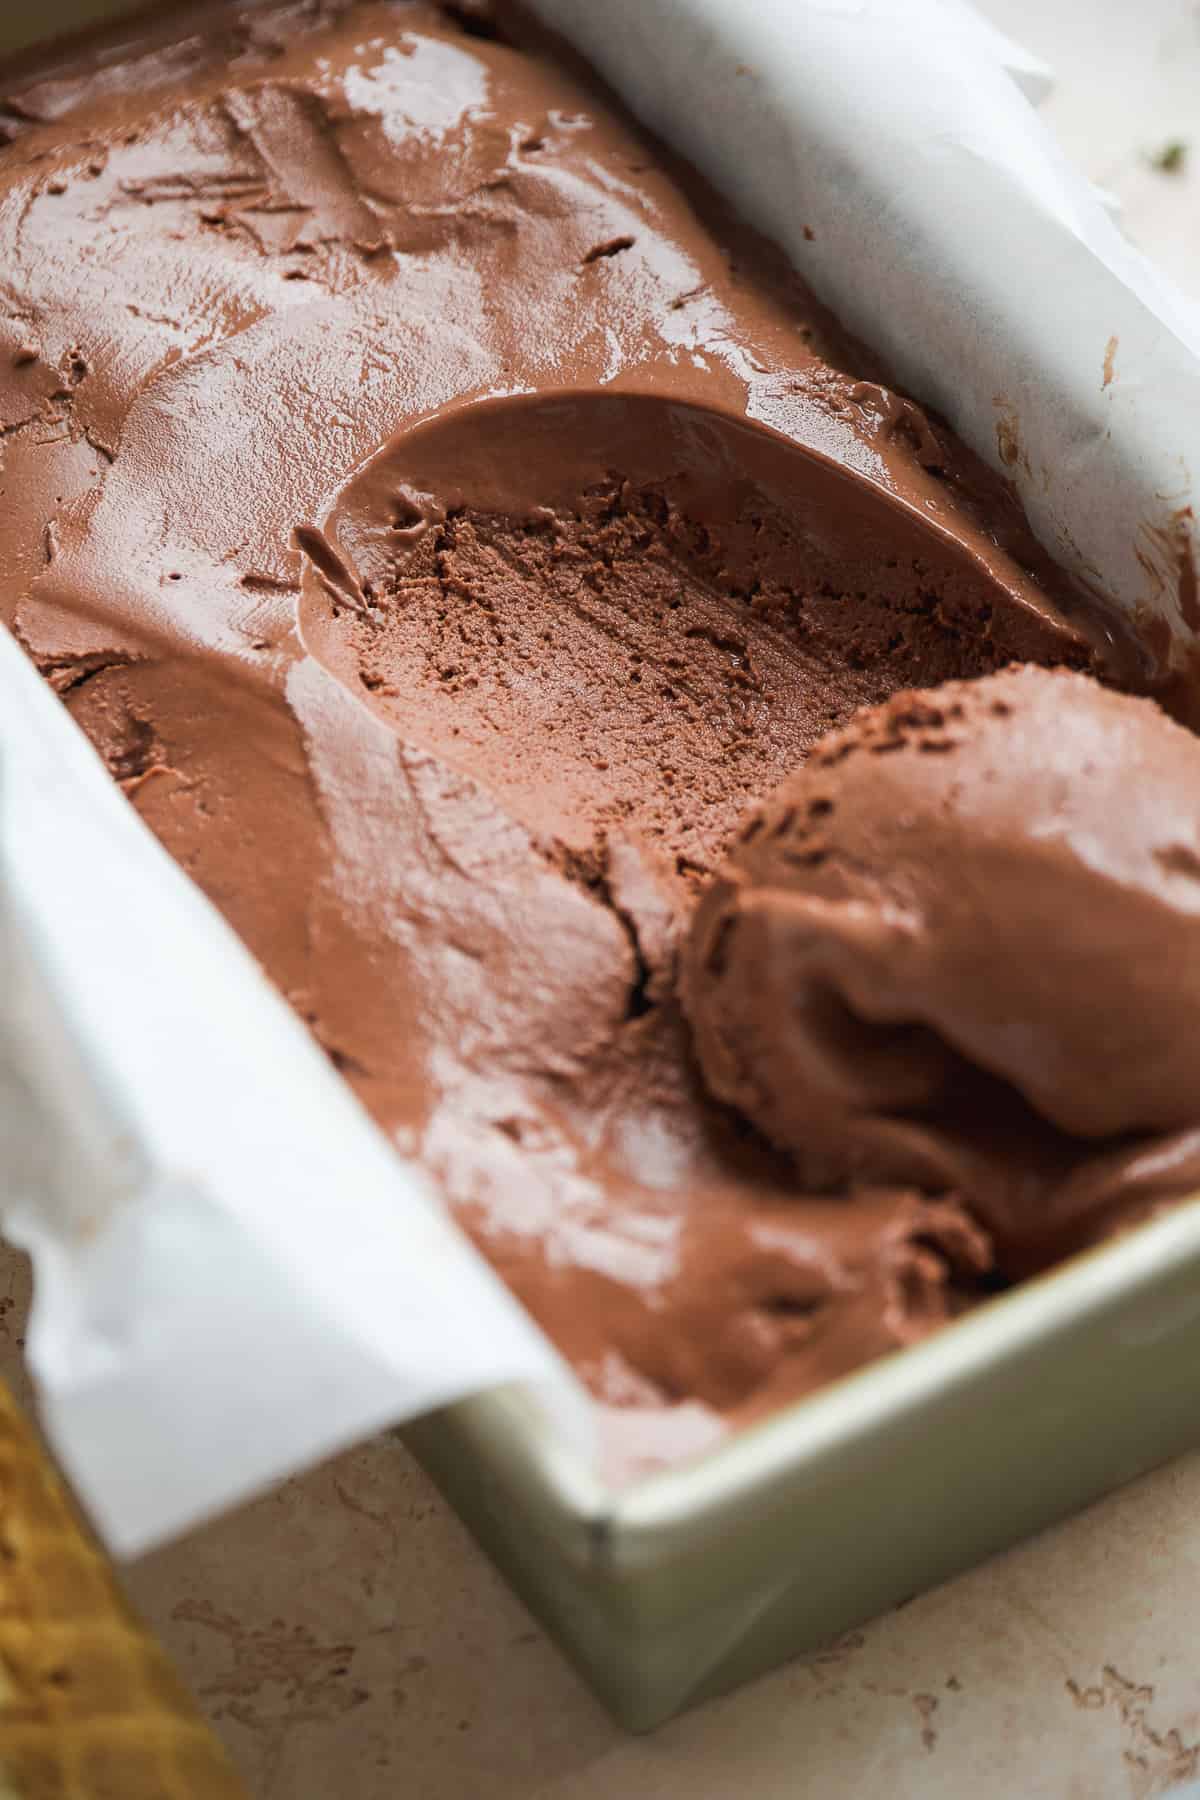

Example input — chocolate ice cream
[0,0,1183,1463]
[684,666,1200,1275]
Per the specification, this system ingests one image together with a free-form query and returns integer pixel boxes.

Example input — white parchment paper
[4,0,1200,1557]
[530,0,1200,657]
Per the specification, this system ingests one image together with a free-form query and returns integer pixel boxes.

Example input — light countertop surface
[7,1,1200,1794]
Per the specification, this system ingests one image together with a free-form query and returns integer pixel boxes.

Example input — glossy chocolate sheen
[0,0,1151,1470]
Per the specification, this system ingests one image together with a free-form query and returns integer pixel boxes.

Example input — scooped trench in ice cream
[297,388,1114,888]
[683,665,1200,1278]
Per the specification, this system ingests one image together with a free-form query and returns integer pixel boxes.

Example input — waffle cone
[0,1378,246,1798]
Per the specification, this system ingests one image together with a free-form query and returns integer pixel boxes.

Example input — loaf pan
[7,0,1200,1734]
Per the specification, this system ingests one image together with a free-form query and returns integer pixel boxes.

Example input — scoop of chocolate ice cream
[682,665,1200,1266]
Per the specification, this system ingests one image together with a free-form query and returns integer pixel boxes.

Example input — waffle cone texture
[0,1380,246,1799]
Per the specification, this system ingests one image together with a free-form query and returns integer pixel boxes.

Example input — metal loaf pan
[10,0,1200,1734]
[407,1206,1200,1727]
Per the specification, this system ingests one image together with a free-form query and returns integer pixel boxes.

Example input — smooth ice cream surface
[0,0,1183,1468]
